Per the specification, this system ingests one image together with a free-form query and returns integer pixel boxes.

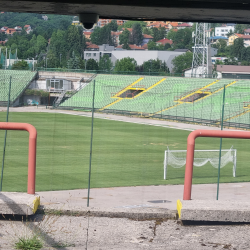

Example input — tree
[114,57,137,72]
[130,23,143,45]
[172,52,193,73]
[231,38,245,60]
[67,51,80,69]
[235,24,248,34]
[99,54,113,71]
[90,25,113,45]
[119,29,130,45]
[86,58,98,70]
[166,29,176,40]
[108,20,118,32]
[143,59,169,73]
[12,60,29,70]
[122,42,130,50]
[123,21,146,29]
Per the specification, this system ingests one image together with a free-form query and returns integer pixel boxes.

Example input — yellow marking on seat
[134,78,166,99]
[177,199,182,219]
[99,98,122,111]
[177,79,219,103]
[112,77,144,98]
[224,109,250,122]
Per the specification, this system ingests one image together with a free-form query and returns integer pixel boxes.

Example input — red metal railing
[183,129,250,200]
[0,122,37,194]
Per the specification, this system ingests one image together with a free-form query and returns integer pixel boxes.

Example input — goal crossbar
[164,146,237,179]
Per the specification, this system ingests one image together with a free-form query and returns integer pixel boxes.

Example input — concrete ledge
[39,204,177,220]
[0,192,40,215]
[178,199,250,222]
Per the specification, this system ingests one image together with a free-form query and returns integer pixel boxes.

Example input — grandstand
[58,74,250,129]
[0,70,37,106]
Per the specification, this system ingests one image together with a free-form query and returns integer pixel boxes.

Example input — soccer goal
[163,146,237,179]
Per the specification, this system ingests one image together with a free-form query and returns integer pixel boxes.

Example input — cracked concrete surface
[0,215,250,249]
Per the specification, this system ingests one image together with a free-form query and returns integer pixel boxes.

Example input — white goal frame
[164,147,237,179]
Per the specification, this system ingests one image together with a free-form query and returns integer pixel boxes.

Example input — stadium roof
[1,0,250,23]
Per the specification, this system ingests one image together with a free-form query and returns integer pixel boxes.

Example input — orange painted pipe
[0,122,37,194]
[184,129,250,200]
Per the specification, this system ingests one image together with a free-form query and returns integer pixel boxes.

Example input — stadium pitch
[0,111,249,192]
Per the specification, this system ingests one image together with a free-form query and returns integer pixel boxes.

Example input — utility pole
[191,23,212,78]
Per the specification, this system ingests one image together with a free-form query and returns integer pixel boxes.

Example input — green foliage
[90,25,113,46]
[152,27,165,42]
[122,42,130,50]
[130,23,143,46]
[172,52,193,73]
[11,60,29,70]
[15,235,43,250]
[166,29,176,40]
[114,57,137,72]
[172,28,193,50]
[25,89,49,97]
[67,51,81,69]
[86,58,98,70]
[119,29,130,45]
[147,41,163,50]
[98,54,113,71]
[142,27,152,36]
[123,21,146,29]
[0,12,71,31]
[234,24,249,34]
[107,20,118,32]
[143,59,169,73]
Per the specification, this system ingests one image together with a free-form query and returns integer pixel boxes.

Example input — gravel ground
[0,214,250,250]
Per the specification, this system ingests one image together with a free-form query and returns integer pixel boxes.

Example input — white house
[215,25,235,37]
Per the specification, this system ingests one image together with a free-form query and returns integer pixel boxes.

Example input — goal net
[163,146,237,179]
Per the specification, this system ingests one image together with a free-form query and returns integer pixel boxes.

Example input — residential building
[14,26,22,32]
[244,29,250,35]
[83,31,92,39]
[215,25,234,37]
[167,22,179,29]
[5,28,16,35]
[116,44,145,50]
[42,15,48,21]
[176,23,192,29]
[146,21,168,29]
[24,25,32,34]
[142,34,153,45]
[156,38,173,46]
[111,31,122,46]
[228,33,250,46]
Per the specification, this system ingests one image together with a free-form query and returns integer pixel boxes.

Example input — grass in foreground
[15,235,43,250]
[0,111,249,192]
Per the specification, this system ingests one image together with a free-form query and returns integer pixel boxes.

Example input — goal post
[163,146,237,179]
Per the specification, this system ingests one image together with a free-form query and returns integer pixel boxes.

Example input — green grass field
[0,111,250,192]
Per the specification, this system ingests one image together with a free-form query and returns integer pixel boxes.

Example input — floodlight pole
[87,80,96,207]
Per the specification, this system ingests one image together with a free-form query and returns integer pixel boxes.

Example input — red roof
[143,34,153,39]
[177,23,191,27]
[244,29,250,33]
[142,44,148,49]
[156,38,173,45]
[111,31,122,36]
[24,25,30,27]
[87,44,99,49]
[235,33,250,39]
[122,28,132,32]
[129,44,145,50]
[84,31,92,35]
